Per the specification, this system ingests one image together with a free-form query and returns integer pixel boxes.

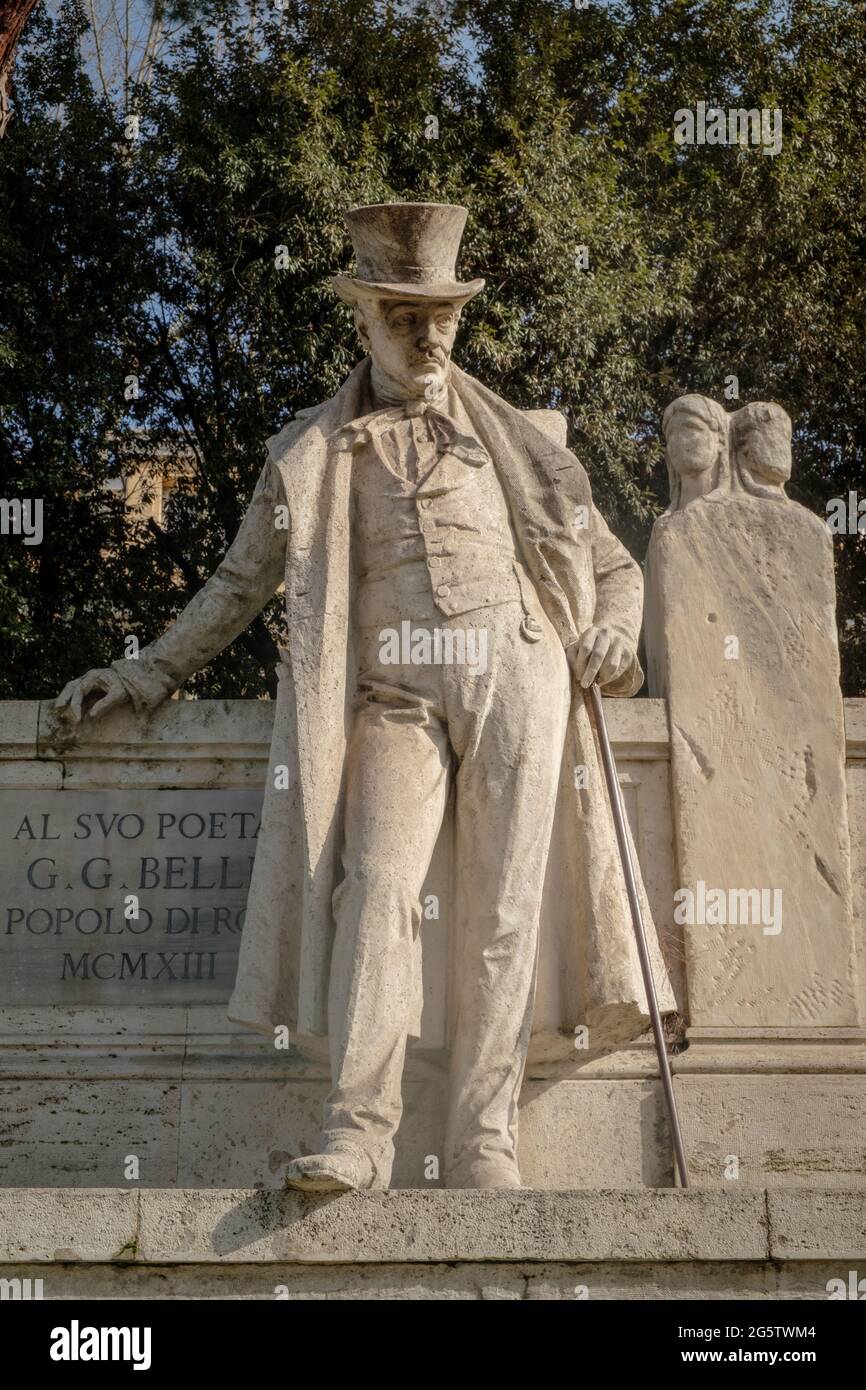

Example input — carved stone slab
[0,790,262,1006]
[646,494,860,1027]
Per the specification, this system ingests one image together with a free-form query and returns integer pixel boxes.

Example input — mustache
[410,350,446,365]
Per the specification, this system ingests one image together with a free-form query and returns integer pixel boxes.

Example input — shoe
[284,1146,375,1193]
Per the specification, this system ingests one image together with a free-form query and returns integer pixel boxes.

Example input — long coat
[112,358,676,1061]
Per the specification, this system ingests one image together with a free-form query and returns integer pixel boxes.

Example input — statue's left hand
[568,626,633,690]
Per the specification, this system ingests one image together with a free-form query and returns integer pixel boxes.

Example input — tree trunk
[0,0,40,137]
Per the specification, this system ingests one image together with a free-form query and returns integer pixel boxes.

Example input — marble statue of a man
[57,202,674,1191]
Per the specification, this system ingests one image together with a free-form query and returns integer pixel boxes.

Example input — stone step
[1,1186,864,1299]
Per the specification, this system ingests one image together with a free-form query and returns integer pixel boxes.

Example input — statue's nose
[417,320,445,349]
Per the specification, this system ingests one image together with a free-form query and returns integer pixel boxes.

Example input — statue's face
[356,296,461,396]
[665,414,719,479]
[735,423,791,487]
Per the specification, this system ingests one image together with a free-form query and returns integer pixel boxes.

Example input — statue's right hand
[55,669,130,725]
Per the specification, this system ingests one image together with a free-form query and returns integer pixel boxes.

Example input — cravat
[338,364,489,473]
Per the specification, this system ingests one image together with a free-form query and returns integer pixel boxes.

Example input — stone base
[1,1187,865,1300]
[2,1012,865,1190]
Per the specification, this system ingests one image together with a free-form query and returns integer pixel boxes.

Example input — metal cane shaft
[588,683,690,1189]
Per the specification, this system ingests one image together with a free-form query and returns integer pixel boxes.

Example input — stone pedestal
[1,698,865,1197]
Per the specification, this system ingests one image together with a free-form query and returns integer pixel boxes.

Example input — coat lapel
[266,362,369,1021]
[449,364,597,646]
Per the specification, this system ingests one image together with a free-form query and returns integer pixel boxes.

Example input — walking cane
[585,682,691,1189]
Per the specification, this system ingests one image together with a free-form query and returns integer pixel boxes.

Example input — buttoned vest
[350,423,536,627]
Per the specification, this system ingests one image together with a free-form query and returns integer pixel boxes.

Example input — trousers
[322,595,571,1186]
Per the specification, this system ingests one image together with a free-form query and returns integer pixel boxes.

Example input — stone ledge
[1,695,860,762]
[1,1186,863,1266]
[2,697,672,763]
[0,1259,857,1299]
[768,1188,866,1260]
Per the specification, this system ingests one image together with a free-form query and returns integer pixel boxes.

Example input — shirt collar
[329,361,488,467]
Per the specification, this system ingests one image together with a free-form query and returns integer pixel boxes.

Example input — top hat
[332,202,485,306]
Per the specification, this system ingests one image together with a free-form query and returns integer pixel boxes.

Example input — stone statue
[56,202,675,1192]
[728,400,792,500]
[661,393,730,512]
[644,391,860,1032]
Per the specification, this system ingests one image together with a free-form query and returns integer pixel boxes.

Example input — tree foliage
[1,0,864,699]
